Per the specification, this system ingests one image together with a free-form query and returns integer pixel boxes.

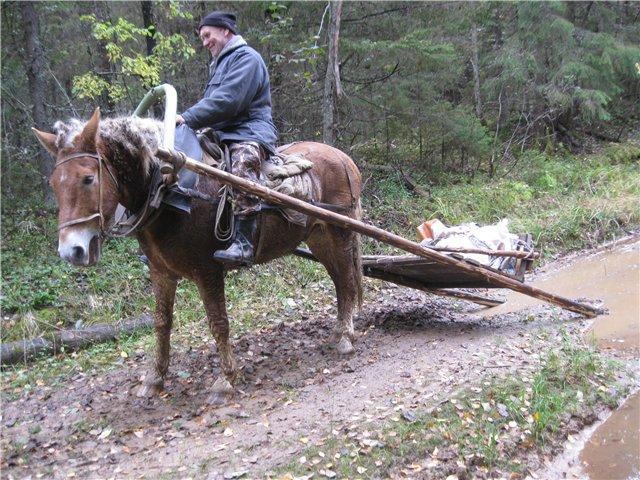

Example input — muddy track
[2,278,595,480]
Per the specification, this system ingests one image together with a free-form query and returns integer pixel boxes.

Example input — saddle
[164,127,316,226]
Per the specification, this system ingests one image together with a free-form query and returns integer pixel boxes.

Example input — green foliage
[603,142,640,165]
[72,11,195,107]
[363,142,640,256]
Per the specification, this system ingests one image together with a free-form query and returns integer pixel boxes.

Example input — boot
[213,215,257,267]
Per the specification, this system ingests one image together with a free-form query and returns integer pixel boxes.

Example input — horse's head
[33,108,119,267]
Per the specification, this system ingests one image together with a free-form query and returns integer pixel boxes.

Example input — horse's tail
[353,199,364,311]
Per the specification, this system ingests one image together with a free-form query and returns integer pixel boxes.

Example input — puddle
[483,238,640,479]
[483,239,640,354]
[580,391,640,480]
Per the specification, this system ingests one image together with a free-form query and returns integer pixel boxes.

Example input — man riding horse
[33,10,363,403]
[176,11,278,267]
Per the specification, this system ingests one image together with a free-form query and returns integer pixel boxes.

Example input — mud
[483,239,639,356]
[1,241,637,479]
[581,391,640,480]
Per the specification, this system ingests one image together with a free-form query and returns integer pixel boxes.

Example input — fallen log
[1,314,153,366]
[157,147,603,318]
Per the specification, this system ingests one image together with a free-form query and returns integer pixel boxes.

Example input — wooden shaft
[368,246,538,259]
[157,148,602,318]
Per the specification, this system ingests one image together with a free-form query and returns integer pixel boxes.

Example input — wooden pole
[366,246,538,260]
[156,148,602,318]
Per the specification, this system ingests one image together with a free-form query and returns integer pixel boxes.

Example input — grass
[362,141,640,256]
[0,330,152,399]
[274,336,628,479]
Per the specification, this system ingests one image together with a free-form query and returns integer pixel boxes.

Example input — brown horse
[33,108,363,404]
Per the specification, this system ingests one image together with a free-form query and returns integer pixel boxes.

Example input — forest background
[1,1,639,338]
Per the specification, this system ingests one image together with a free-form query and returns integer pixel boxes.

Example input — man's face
[199,26,231,57]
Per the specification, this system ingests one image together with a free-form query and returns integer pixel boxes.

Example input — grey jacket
[181,36,278,153]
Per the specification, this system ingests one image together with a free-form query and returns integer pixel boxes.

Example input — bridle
[54,151,119,235]
[54,150,165,239]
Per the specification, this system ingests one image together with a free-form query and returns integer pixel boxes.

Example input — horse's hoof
[328,330,341,344]
[207,377,234,406]
[136,382,163,398]
[136,376,164,398]
[337,336,355,355]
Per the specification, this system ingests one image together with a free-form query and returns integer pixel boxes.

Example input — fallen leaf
[497,403,509,418]
[402,411,417,422]
[223,469,247,479]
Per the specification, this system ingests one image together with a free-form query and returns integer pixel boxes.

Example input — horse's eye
[83,175,95,185]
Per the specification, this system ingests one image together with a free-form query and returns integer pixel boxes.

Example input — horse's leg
[194,268,237,405]
[307,225,360,355]
[138,269,178,397]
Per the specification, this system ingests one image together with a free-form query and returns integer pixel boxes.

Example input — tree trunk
[322,0,343,146]
[141,1,157,115]
[21,2,54,205]
[93,1,116,112]
[470,24,482,120]
[141,1,156,57]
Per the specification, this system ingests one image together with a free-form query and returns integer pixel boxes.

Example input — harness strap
[104,163,165,238]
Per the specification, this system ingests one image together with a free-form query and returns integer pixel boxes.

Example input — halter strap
[55,152,119,190]
[54,151,118,234]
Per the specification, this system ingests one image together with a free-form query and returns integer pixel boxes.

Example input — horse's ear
[79,107,101,151]
[32,128,59,157]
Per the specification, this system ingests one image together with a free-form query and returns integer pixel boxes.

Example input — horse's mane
[53,116,164,179]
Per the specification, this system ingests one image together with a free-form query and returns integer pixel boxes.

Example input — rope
[214,144,234,242]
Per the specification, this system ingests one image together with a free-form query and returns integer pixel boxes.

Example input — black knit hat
[198,11,237,34]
